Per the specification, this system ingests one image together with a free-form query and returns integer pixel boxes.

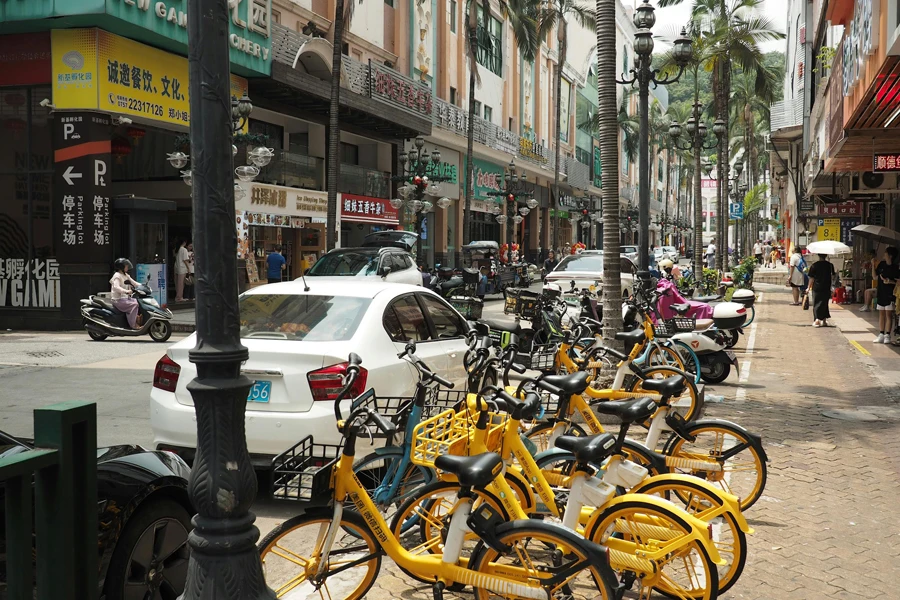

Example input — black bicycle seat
[434,452,503,489]
[614,328,646,350]
[670,303,692,314]
[591,397,658,424]
[639,375,686,399]
[554,433,617,464]
[479,318,521,335]
[540,371,591,395]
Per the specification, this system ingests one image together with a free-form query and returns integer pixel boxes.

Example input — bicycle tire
[469,521,615,600]
[258,509,382,600]
[353,450,432,536]
[628,366,704,423]
[669,339,702,385]
[663,419,768,511]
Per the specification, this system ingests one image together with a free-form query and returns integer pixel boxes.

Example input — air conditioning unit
[850,171,900,194]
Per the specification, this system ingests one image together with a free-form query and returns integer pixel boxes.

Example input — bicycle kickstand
[614,571,637,600]
[432,581,445,600]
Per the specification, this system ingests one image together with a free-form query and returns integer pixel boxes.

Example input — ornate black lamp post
[181,0,273,598]
[620,201,639,244]
[726,162,744,264]
[669,102,726,278]
[487,159,535,252]
[618,1,693,270]
[391,136,452,261]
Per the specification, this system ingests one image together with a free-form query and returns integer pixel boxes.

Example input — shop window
[340,142,359,165]
[450,0,457,32]
[249,119,284,150]
[483,105,493,122]
[474,101,481,118]
[450,87,458,105]
[272,9,280,23]
[475,8,503,76]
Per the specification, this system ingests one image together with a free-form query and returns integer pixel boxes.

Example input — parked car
[621,245,639,262]
[0,430,192,600]
[305,246,422,286]
[151,280,472,466]
[543,251,637,299]
[662,245,679,262]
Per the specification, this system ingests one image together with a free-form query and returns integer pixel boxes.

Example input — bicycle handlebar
[398,344,455,389]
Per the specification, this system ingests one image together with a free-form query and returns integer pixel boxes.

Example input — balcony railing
[338,164,391,198]
[255,150,324,190]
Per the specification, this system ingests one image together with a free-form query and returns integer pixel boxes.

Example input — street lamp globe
[712,118,727,137]
[234,165,259,182]
[421,200,433,212]
[431,149,441,164]
[390,197,403,209]
[673,28,693,65]
[734,161,744,176]
[426,184,441,196]
[519,206,531,216]
[407,149,419,163]
[685,117,697,136]
[581,219,591,229]
[634,29,654,57]
[496,214,508,224]
[668,121,682,140]
[526,197,539,210]
[234,183,246,202]
[398,153,408,167]
[248,146,275,167]
[414,136,426,150]
[166,152,189,169]
[436,196,452,209]
[237,94,253,117]
[633,1,656,30]
[181,170,192,186]
[513,215,524,224]
[697,121,708,139]
[411,199,424,212]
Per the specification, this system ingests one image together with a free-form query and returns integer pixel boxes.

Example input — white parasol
[806,240,852,255]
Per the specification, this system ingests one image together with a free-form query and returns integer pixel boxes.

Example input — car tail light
[307,362,368,401]
[153,355,181,393]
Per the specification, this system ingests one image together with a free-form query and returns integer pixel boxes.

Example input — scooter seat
[614,328,646,351]
[694,295,722,303]
[479,318,521,335]
[434,452,503,489]
[639,375,686,399]
[670,303,692,315]
[591,397,658,424]
[540,371,591,395]
[554,433,617,464]
[694,319,714,331]
[90,295,117,311]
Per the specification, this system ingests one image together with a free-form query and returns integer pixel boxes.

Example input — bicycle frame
[367,396,430,507]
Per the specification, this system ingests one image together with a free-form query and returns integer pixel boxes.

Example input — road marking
[849,340,871,356]
[735,293,762,401]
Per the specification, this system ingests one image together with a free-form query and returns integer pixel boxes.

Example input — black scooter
[80,280,174,342]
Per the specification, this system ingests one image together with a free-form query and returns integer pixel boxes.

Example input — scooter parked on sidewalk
[80,279,174,342]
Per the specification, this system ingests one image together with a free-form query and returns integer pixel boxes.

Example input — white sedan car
[544,251,637,298]
[150,280,471,467]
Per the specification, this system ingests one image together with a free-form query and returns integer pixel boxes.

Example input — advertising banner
[135,263,167,307]
[341,194,400,224]
[462,157,504,200]
[817,218,841,241]
[52,29,248,128]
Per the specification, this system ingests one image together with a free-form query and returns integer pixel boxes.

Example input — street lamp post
[618,2,692,271]
[392,137,452,262]
[669,101,726,279]
[180,0,273,598]
[725,162,744,264]
[487,159,534,254]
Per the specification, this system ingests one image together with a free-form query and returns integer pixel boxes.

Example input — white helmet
[659,258,674,270]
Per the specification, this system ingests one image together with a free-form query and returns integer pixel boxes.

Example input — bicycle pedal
[614,571,637,600]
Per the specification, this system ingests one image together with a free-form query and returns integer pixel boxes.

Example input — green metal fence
[0,401,98,600]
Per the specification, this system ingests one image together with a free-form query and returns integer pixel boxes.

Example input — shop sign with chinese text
[873,153,900,172]
[371,63,432,117]
[462,158,504,200]
[0,259,61,308]
[341,194,399,224]
[818,201,861,216]
[52,112,113,264]
[840,218,861,245]
[236,182,328,218]
[817,218,841,241]
[843,0,879,97]
[51,29,248,128]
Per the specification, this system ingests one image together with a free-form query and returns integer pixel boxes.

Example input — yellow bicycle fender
[585,493,726,566]
[504,467,537,514]
[633,473,754,535]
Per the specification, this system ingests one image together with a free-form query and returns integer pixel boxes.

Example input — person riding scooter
[110,258,142,329]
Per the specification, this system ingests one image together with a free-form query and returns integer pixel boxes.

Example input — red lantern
[508,194,514,201]
[126,126,146,144]
[111,137,132,162]
[414,176,422,184]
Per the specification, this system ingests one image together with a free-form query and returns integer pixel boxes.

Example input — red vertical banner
[0,33,52,86]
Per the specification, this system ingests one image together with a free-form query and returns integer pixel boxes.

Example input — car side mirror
[380,266,392,278]
[304,268,310,275]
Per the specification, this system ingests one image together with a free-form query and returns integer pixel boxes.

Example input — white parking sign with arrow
[63,165,83,186]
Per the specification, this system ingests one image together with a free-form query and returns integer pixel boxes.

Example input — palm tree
[463,0,539,245]
[325,0,355,250]
[596,0,621,341]
[538,0,595,254]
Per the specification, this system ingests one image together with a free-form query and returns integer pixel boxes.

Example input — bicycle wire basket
[423,389,469,419]
[530,343,560,372]
[661,317,697,336]
[349,388,418,436]
[411,407,509,468]
[271,435,341,503]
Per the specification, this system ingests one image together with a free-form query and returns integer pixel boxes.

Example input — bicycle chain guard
[466,503,511,553]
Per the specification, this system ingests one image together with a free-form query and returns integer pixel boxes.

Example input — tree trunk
[596,0,622,341]
[552,25,566,255]
[463,13,478,246]
[326,0,346,251]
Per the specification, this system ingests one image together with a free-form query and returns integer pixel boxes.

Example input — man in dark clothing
[266,245,286,284]
[542,251,559,277]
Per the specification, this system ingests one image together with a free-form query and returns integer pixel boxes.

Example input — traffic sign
[817,218,840,241]
[729,202,744,219]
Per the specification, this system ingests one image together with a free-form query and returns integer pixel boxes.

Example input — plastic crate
[530,343,560,372]
[665,317,697,333]
[271,435,340,503]
[349,389,416,435]
[449,296,484,320]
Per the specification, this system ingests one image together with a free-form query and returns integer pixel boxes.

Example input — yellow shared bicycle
[258,353,617,600]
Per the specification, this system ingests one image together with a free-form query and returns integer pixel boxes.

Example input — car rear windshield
[308,250,379,276]
[554,255,605,272]
[240,294,371,341]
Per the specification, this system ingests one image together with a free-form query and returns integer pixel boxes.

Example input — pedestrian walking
[705,239,716,269]
[762,240,772,268]
[542,250,558,280]
[874,247,899,343]
[787,247,807,305]
[266,245,287,284]
[753,240,763,264]
[174,239,190,302]
[476,266,489,300]
[110,258,142,329]
[184,242,195,300]
[807,254,835,327]
[859,250,878,311]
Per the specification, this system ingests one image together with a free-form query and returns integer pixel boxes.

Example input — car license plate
[726,350,736,362]
[247,380,271,403]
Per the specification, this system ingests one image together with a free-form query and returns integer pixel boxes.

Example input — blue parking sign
[729,202,744,219]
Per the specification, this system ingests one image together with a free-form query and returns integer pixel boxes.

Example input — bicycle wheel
[669,339,702,385]
[664,421,767,511]
[628,366,704,423]
[258,509,382,600]
[646,343,686,370]
[585,499,719,600]
[630,478,747,594]
[353,450,432,534]
[469,522,614,600]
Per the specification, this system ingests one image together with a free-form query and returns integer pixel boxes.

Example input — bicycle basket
[530,343,560,372]
[424,389,469,419]
[665,317,696,333]
[271,435,340,503]
[411,408,508,468]
[350,389,416,435]
[504,289,540,318]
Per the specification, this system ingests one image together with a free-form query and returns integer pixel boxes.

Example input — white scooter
[670,302,745,384]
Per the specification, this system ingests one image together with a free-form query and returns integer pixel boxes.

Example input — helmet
[542,282,562,299]
[113,258,134,273]
[658,258,674,270]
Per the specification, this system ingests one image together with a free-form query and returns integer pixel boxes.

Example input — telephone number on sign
[108,94,164,117]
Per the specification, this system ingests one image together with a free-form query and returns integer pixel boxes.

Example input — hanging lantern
[126,126,146,145]
[526,197,539,210]
[496,214,508,224]
[390,198,404,209]
[436,197,452,209]
[519,206,530,216]
[513,215,524,224]
[421,200,433,212]
[426,184,441,196]
[235,165,260,182]
[411,199,424,212]
[234,182,246,201]
[508,194,515,202]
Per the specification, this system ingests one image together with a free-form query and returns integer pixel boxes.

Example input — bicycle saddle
[555,433,617,464]
[614,328,646,350]
[479,318,521,335]
[540,371,591,395]
[434,452,503,489]
[591,397,658,424]
[670,303,692,314]
[639,375,686,399]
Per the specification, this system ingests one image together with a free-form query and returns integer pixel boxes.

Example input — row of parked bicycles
[257,279,766,600]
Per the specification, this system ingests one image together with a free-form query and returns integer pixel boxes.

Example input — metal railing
[256,150,324,190]
[0,401,98,600]
[339,164,391,198]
